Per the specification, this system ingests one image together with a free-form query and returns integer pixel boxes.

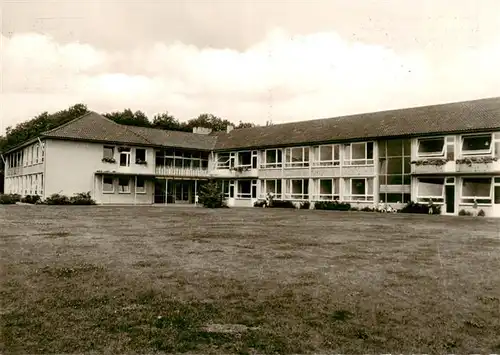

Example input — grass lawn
[1,206,500,354]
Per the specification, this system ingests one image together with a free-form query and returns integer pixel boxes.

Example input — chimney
[192,127,212,135]
[226,124,234,133]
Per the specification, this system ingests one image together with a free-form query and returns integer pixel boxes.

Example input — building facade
[2,97,500,216]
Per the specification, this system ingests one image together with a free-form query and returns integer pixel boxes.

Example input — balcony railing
[155,166,209,177]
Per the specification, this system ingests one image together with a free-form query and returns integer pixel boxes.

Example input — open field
[1,206,500,354]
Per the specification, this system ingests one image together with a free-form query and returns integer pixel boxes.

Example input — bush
[21,195,42,204]
[44,192,96,205]
[269,200,296,209]
[458,209,473,216]
[300,201,310,209]
[478,209,486,217]
[254,199,267,207]
[0,193,21,204]
[70,192,96,205]
[360,206,377,212]
[45,193,71,205]
[399,201,441,215]
[314,201,351,211]
[198,180,227,208]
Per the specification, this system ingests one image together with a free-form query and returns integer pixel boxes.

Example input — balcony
[455,156,500,173]
[155,166,210,178]
[411,158,455,174]
[211,166,259,178]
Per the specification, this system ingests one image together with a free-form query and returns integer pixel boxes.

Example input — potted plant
[102,157,116,163]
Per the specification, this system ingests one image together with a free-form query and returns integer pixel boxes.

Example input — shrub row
[0,192,96,205]
[458,209,485,217]
[253,199,491,217]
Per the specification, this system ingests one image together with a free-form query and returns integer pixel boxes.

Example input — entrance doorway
[154,179,203,204]
[445,177,455,214]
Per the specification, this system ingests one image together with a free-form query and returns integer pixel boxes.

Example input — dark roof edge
[2,137,44,155]
[213,127,500,152]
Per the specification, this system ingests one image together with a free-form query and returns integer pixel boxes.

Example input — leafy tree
[152,112,187,131]
[198,180,227,208]
[103,109,151,127]
[184,113,233,132]
[0,103,89,154]
[236,121,256,129]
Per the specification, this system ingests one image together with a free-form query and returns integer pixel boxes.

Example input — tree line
[0,103,256,190]
[0,103,256,154]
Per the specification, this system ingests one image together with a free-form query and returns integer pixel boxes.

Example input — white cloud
[1,27,500,134]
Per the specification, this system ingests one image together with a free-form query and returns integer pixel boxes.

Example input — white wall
[45,139,155,200]
[95,175,154,204]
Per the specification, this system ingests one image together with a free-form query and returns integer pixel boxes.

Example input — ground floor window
[317,178,340,200]
[261,179,282,199]
[284,179,309,200]
[494,177,500,205]
[379,193,411,203]
[118,177,131,193]
[236,180,257,199]
[461,177,493,204]
[103,176,114,193]
[416,177,444,203]
[344,178,373,201]
[136,177,146,193]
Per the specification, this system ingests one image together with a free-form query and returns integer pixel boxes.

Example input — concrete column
[165,178,168,205]
[134,176,137,205]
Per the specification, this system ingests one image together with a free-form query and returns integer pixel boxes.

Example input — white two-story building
[2,96,500,216]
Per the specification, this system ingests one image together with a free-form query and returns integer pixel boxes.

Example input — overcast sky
[1,0,500,134]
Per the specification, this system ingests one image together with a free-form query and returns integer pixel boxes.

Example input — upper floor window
[418,137,445,157]
[237,151,252,167]
[261,149,282,169]
[284,147,309,168]
[461,134,492,156]
[216,153,231,169]
[103,146,114,159]
[315,144,340,166]
[343,142,374,166]
[119,147,131,167]
[135,148,147,164]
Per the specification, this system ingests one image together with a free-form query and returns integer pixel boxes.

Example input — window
[237,151,252,167]
[237,180,251,199]
[119,148,131,167]
[35,144,39,164]
[318,179,340,200]
[345,178,374,201]
[418,138,445,157]
[135,148,146,164]
[462,134,492,155]
[284,147,309,168]
[344,142,374,166]
[380,193,411,203]
[118,177,131,193]
[221,180,230,198]
[461,177,492,204]
[285,179,309,199]
[315,145,340,166]
[136,176,146,193]
[261,149,283,168]
[416,177,444,203]
[103,146,114,159]
[262,179,282,199]
[217,153,231,169]
[103,176,114,193]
